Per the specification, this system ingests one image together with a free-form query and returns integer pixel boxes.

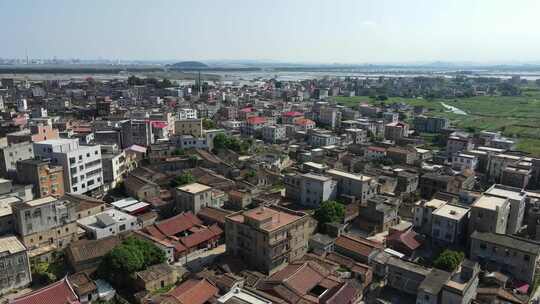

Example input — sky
[1,0,540,64]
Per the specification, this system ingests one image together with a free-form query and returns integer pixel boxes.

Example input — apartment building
[470,231,540,284]
[177,108,198,120]
[0,236,32,295]
[175,182,221,214]
[0,142,34,178]
[485,184,526,235]
[101,149,127,189]
[431,203,470,245]
[413,198,448,235]
[33,138,103,195]
[261,125,286,143]
[384,122,409,141]
[225,206,316,274]
[327,169,378,204]
[447,135,474,158]
[468,194,510,235]
[299,173,337,208]
[12,196,78,258]
[16,158,65,198]
[413,116,449,133]
[174,119,203,137]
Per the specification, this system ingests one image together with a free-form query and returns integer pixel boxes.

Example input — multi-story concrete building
[307,130,338,147]
[327,169,378,204]
[431,203,470,245]
[225,206,316,274]
[176,108,198,120]
[77,208,141,239]
[16,158,65,198]
[382,112,399,124]
[384,122,409,141]
[101,148,127,189]
[485,184,526,235]
[452,153,478,172]
[298,173,337,208]
[470,231,540,284]
[261,125,286,144]
[413,116,449,133]
[0,236,32,295]
[468,194,510,235]
[413,198,448,235]
[33,138,103,195]
[447,135,474,158]
[175,182,213,214]
[0,142,34,178]
[318,107,342,129]
[12,196,78,258]
[121,119,154,148]
[174,119,203,137]
[487,153,521,183]
[357,195,399,233]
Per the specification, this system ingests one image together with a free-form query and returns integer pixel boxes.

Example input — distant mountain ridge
[169,61,209,69]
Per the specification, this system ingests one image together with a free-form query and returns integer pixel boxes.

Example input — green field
[332,89,540,156]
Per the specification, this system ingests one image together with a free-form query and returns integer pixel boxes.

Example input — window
[524,255,530,261]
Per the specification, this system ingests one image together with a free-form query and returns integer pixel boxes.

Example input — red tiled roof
[10,277,79,304]
[179,224,222,248]
[386,229,421,251]
[155,212,202,237]
[168,279,218,304]
[334,234,383,258]
[239,107,253,113]
[282,111,303,117]
[294,118,315,126]
[246,116,266,125]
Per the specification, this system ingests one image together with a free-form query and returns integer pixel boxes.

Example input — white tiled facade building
[33,139,103,194]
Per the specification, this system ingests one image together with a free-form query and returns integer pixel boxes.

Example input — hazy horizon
[2,0,540,64]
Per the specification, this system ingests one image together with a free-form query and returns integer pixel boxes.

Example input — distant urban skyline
[2,0,540,63]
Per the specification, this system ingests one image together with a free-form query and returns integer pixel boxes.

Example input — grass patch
[331,94,540,155]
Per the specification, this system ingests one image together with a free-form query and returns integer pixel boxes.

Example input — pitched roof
[10,277,79,304]
[66,236,121,264]
[246,116,267,125]
[179,224,222,248]
[197,207,232,225]
[155,212,202,237]
[386,228,422,251]
[68,272,96,296]
[167,279,218,304]
[334,234,383,258]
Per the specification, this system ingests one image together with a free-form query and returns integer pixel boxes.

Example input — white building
[262,125,286,143]
[452,153,478,171]
[77,209,141,239]
[33,138,103,194]
[177,108,198,120]
[431,204,470,244]
[299,173,337,208]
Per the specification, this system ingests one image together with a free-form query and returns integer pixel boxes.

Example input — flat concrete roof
[432,204,469,221]
[0,235,26,255]
[25,196,58,207]
[177,182,212,194]
[472,195,507,211]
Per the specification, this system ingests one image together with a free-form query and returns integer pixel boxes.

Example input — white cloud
[361,20,376,27]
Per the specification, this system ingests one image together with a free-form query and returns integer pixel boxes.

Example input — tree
[97,237,166,285]
[433,249,464,272]
[213,133,229,151]
[170,171,196,187]
[313,201,345,231]
[202,118,216,129]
